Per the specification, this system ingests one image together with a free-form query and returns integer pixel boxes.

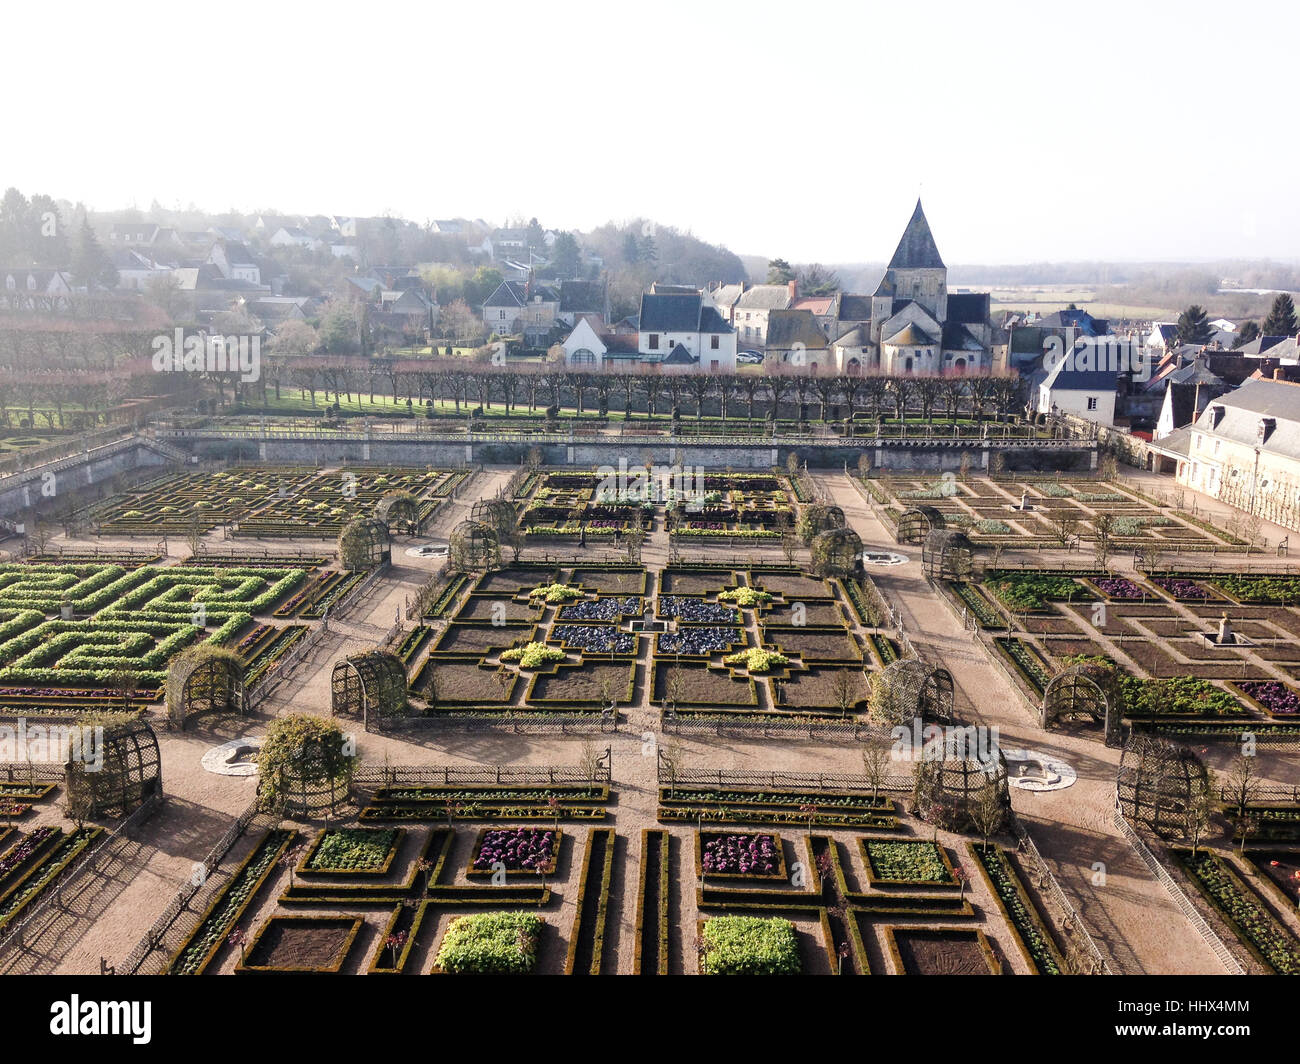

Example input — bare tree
[969,780,1007,852]
[861,745,890,803]
[1223,753,1259,819]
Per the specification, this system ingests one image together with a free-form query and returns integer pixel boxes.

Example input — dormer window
[1208,405,1225,428]
[1259,417,1276,444]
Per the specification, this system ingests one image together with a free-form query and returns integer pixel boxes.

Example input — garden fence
[0,793,162,956]
[660,712,891,746]
[243,622,331,711]
[0,761,66,783]
[1110,802,1245,975]
[1009,815,1115,975]
[353,758,611,786]
[116,799,277,976]
[657,760,914,794]
[377,711,618,736]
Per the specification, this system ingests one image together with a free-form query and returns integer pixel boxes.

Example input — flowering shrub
[723,647,790,673]
[702,833,780,875]
[472,828,556,872]
[436,911,541,974]
[500,642,565,669]
[717,587,773,607]
[528,583,583,603]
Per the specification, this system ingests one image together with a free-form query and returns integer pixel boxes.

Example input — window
[649,333,660,349]
[710,335,719,350]
[1086,396,1098,410]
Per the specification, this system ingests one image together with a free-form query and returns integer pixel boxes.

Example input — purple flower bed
[1094,577,1146,600]
[702,833,779,875]
[1239,680,1300,716]
[1153,577,1209,599]
[472,828,556,871]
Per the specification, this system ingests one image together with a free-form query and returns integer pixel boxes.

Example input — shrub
[499,642,565,669]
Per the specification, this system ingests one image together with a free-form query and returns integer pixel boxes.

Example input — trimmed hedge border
[882,925,1002,975]
[633,829,670,975]
[234,915,364,974]
[563,827,615,975]
[167,828,297,976]
[860,838,959,889]
[967,842,1065,975]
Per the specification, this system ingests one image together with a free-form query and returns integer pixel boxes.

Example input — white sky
[5,0,1297,264]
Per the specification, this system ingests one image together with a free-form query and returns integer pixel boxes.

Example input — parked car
[737,350,764,364]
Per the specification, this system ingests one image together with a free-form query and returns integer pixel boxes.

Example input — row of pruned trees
[251,357,1025,423]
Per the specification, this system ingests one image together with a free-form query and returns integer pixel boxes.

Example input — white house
[1037,344,1118,425]
[637,289,736,372]
[270,226,323,250]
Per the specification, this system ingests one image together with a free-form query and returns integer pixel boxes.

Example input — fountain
[1199,612,1254,648]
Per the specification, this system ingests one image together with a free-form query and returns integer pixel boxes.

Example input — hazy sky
[7,0,1297,264]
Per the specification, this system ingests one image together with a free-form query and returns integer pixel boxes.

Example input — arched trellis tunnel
[810,527,863,578]
[870,657,957,727]
[470,497,519,540]
[922,528,974,582]
[331,650,409,725]
[166,645,246,729]
[1041,662,1124,741]
[375,490,422,535]
[449,519,501,572]
[65,717,162,819]
[339,517,392,570]
[897,505,945,545]
[913,752,1011,834]
[1116,735,1209,838]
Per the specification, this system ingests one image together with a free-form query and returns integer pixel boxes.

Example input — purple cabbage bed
[659,596,738,623]
[702,833,779,875]
[0,826,56,879]
[472,828,556,871]
[1093,577,1146,600]
[1239,680,1300,716]
[552,625,635,653]
[657,627,742,655]
[1152,577,1209,599]
[558,596,644,621]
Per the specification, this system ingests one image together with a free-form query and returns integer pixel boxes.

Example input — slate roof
[1165,379,1222,430]
[1040,346,1118,392]
[1236,335,1290,356]
[559,280,604,314]
[639,293,734,334]
[1193,378,1300,459]
[941,322,984,351]
[483,281,528,308]
[764,309,828,350]
[710,283,746,310]
[887,200,945,270]
[946,292,990,325]
[836,295,873,321]
[832,326,868,347]
[1153,323,1179,344]
[735,284,793,311]
[883,322,937,347]
[663,343,697,365]
[1036,308,1109,336]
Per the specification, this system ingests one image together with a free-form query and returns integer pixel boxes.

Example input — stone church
[829,200,994,375]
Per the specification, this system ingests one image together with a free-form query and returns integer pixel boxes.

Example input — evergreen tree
[72,217,117,289]
[639,232,658,265]
[766,258,795,284]
[550,232,581,278]
[1176,304,1212,344]
[1261,293,1298,337]
[621,231,642,266]
[1232,320,1260,348]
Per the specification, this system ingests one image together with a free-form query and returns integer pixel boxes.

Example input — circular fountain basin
[1000,747,1077,792]
[861,551,909,566]
[201,737,264,776]
[406,543,449,559]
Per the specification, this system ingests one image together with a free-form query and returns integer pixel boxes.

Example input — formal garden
[91,467,465,538]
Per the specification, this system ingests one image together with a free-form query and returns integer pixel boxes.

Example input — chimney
[788,279,798,302]
[1275,367,1287,381]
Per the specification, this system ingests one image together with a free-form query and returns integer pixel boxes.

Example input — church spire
[887,199,945,270]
